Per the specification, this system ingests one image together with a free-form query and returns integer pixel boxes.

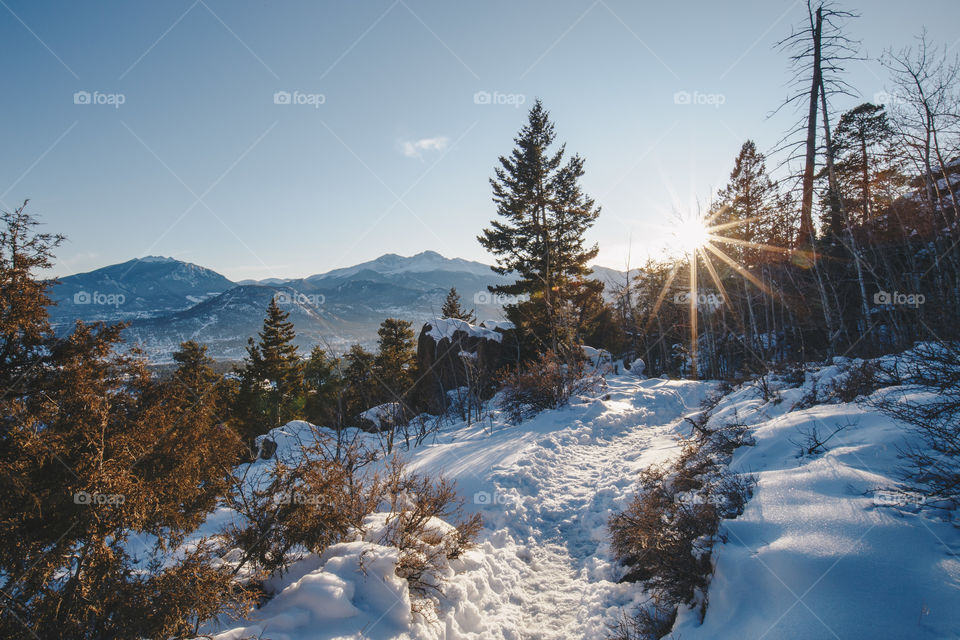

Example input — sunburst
[642,206,801,378]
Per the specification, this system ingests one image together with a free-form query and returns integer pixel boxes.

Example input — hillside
[204,353,960,639]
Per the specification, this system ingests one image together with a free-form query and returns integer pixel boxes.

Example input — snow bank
[214,541,413,640]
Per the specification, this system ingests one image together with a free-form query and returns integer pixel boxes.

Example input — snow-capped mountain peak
[308,251,494,281]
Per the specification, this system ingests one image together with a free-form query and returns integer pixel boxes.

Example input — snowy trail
[408,376,708,639]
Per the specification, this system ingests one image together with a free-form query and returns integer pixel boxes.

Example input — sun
[670,215,710,256]
[640,205,790,379]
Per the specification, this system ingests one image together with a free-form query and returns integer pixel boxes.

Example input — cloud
[399,136,449,159]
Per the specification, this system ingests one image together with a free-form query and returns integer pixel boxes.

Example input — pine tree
[304,345,343,428]
[341,344,376,420]
[712,141,792,366]
[833,103,899,225]
[714,141,791,265]
[0,200,63,393]
[373,318,417,409]
[441,287,476,323]
[165,340,239,441]
[479,99,602,357]
[257,297,303,395]
[235,297,305,442]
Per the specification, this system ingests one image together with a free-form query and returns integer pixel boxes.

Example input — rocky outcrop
[414,318,518,413]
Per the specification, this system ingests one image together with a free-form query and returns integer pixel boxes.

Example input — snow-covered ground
[674,363,960,639]
[208,357,960,639]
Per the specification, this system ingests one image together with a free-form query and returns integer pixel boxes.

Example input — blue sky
[2,0,958,281]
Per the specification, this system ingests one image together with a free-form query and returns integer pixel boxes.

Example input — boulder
[258,438,278,460]
[414,318,518,413]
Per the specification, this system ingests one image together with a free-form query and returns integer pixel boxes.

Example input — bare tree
[883,32,960,225]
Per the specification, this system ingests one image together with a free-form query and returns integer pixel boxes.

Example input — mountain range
[46,252,626,361]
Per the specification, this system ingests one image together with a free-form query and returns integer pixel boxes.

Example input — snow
[310,251,495,280]
[479,320,514,332]
[359,403,402,430]
[207,353,960,639]
[426,317,504,343]
[582,345,614,374]
[137,255,177,263]
[672,367,960,639]
[627,357,645,376]
[214,541,412,640]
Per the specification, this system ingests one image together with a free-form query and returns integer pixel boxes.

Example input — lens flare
[671,216,710,255]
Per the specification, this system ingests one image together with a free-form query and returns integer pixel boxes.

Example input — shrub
[608,603,677,640]
[377,464,483,613]
[226,430,378,577]
[226,434,482,618]
[870,342,960,506]
[497,349,604,422]
[828,360,886,403]
[609,399,755,639]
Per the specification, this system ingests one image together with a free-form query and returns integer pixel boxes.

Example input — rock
[627,357,646,377]
[258,438,278,460]
[413,318,518,413]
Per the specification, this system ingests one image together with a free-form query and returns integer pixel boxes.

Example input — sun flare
[670,215,710,255]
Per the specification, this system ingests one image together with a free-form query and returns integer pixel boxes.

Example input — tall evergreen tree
[832,103,900,225]
[441,287,476,323]
[714,141,792,265]
[479,99,602,357]
[235,297,305,442]
[711,141,793,365]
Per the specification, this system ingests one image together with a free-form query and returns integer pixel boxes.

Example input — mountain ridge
[47,252,625,361]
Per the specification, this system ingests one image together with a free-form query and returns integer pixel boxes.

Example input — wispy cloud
[399,136,448,159]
